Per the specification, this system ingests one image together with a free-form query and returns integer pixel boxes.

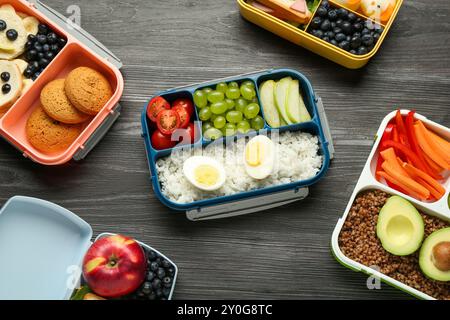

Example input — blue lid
[0,196,92,300]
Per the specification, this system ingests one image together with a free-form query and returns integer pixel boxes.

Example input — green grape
[225,98,235,110]
[237,120,251,134]
[193,90,207,108]
[228,81,239,89]
[199,107,212,121]
[216,82,228,93]
[210,101,228,115]
[222,123,236,136]
[202,121,213,132]
[244,103,260,120]
[235,98,247,113]
[240,85,256,100]
[213,116,226,129]
[204,128,223,141]
[202,87,213,95]
[225,87,241,100]
[242,80,255,90]
[207,90,225,104]
[250,97,259,104]
[226,110,243,124]
[251,115,265,130]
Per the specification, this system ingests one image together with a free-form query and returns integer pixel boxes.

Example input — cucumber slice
[259,80,280,128]
[274,77,293,125]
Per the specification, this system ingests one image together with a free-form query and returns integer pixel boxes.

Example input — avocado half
[377,196,425,256]
[419,228,450,282]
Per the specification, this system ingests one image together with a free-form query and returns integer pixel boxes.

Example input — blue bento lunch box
[0,196,178,300]
[141,69,335,221]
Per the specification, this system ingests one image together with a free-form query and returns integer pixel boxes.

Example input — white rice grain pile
[156,131,323,204]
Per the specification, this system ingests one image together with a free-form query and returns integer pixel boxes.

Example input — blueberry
[33,42,43,52]
[349,13,358,22]
[37,34,47,44]
[6,29,18,41]
[162,277,172,288]
[327,9,338,21]
[333,27,342,34]
[162,287,171,297]
[58,37,67,47]
[322,36,330,42]
[346,35,351,41]
[150,261,159,272]
[148,292,157,300]
[353,22,363,32]
[330,39,338,46]
[38,58,49,67]
[0,20,6,31]
[324,31,335,39]
[155,257,162,266]
[38,24,48,35]
[47,32,58,44]
[23,68,33,79]
[310,17,322,29]
[157,267,166,279]
[142,281,152,295]
[167,267,175,277]
[357,46,368,55]
[43,44,50,52]
[321,1,330,9]
[32,72,40,81]
[147,272,155,282]
[316,6,328,18]
[2,84,11,94]
[320,19,331,31]
[361,34,374,46]
[341,21,352,34]
[337,8,348,19]
[349,49,357,55]
[373,32,381,42]
[314,30,324,38]
[162,259,171,269]
[27,34,36,42]
[37,52,45,59]
[25,41,33,50]
[336,19,343,28]
[361,28,370,35]
[1,72,10,82]
[330,21,336,29]
[350,36,362,49]
[338,40,350,51]
[152,278,162,290]
[155,289,163,298]
[50,44,60,52]
[44,51,55,60]
[335,32,346,42]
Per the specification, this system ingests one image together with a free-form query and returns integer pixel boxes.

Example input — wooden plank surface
[0,0,448,299]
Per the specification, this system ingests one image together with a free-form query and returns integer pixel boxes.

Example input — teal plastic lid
[0,196,92,300]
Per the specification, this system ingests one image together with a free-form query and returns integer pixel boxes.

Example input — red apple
[82,234,147,298]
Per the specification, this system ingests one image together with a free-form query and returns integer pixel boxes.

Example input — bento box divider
[73,104,122,161]
[186,188,309,221]
[316,97,335,160]
[28,0,122,69]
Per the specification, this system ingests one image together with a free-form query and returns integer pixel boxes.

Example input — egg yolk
[246,141,265,167]
[194,165,219,187]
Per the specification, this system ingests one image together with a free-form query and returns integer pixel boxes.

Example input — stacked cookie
[26,66,113,153]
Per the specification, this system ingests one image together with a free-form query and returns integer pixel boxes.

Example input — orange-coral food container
[0,0,124,165]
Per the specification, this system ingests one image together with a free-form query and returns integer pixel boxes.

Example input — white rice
[155,131,323,204]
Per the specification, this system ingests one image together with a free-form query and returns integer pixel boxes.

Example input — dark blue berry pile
[307,1,383,55]
[125,246,176,300]
[23,24,66,81]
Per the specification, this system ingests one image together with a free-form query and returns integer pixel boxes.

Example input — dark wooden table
[1,0,448,300]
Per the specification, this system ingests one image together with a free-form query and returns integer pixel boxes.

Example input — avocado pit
[432,242,450,272]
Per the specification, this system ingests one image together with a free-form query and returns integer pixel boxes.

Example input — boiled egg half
[244,135,275,180]
[183,156,226,191]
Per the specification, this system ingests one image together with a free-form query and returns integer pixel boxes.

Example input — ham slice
[290,0,306,13]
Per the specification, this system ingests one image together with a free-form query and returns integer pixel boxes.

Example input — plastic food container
[237,0,403,69]
[331,110,450,300]
[141,68,335,221]
[0,196,178,300]
[0,0,124,165]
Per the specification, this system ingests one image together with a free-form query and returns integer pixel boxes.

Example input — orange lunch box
[0,0,124,165]
[237,0,403,69]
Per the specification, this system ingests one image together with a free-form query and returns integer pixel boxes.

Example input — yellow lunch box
[237,0,403,69]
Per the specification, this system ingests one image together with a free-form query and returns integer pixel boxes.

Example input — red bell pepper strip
[375,124,394,181]
[395,110,409,147]
[405,111,440,179]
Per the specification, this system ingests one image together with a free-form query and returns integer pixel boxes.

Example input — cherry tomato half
[147,96,170,122]
[172,98,194,117]
[173,105,190,129]
[151,130,176,150]
[156,109,181,136]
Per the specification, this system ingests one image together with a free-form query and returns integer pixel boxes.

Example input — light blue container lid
[0,196,92,300]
